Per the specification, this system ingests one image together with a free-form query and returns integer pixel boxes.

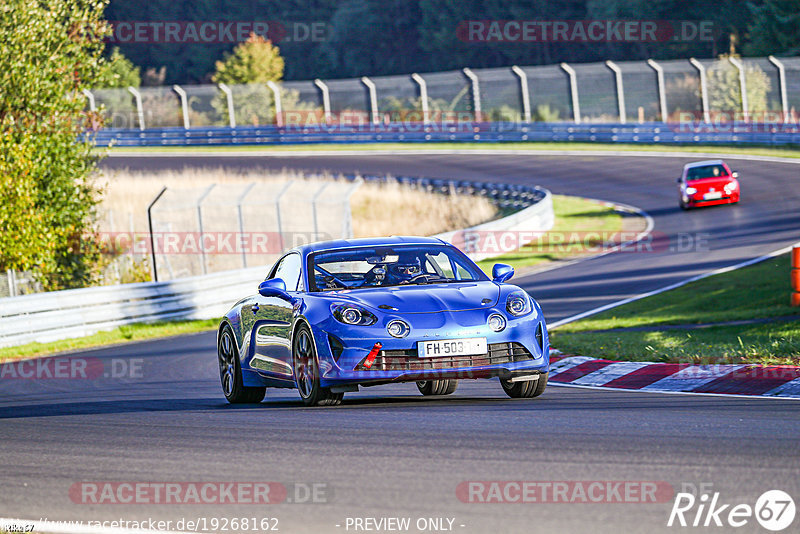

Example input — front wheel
[500,373,547,399]
[416,379,458,396]
[293,324,343,406]
[218,325,266,404]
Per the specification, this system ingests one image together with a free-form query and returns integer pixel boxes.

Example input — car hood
[686,176,734,190]
[322,282,501,314]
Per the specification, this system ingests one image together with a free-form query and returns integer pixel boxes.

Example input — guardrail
[0,182,552,349]
[92,122,800,147]
[0,266,266,348]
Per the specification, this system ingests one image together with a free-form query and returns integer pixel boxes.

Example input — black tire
[293,324,343,406]
[500,373,548,399]
[218,325,266,404]
[679,197,689,210]
[416,379,458,396]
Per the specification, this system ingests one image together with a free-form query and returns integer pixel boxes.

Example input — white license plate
[704,191,722,200]
[418,337,487,358]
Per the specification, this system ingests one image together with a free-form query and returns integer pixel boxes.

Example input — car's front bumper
[310,315,549,388]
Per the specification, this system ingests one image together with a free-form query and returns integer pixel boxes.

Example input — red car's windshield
[687,164,728,180]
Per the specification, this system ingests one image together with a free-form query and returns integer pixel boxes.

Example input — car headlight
[331,304,377,326]
[506,291,532,317]
[386,320,410,338]
[487,313,507,332]
[724,182,736,193]
[685,187,697,195]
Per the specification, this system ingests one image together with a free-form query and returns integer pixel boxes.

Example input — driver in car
[387,256,423,285]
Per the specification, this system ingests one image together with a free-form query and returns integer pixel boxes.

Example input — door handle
[251,304,260,313]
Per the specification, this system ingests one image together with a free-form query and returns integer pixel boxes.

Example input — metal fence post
[266,81,283,127]
[83,89,96,112]
[314,79,332,124]
[218,83,236,128]
[341,177,363,239]
[769,56,790,123]
[83,89,99,130]
[511,66,531,123]
[361,76,379,125]
[462,68,482,122]
[274,181,293,252]
[236,183,257,268]
[606,61,626,124]
[411,73,430,124]
[646,59,668,122]
[196,184,216,275]
[172,84,190,129]
[689,58,711,123]
[146,186,167,282]
[6,269,15,297]
[728,57,749,121]
[127,86,145,130]
[311,183,330,241]
[560,63,581,124]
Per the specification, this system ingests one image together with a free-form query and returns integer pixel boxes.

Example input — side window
[271,253,302,291]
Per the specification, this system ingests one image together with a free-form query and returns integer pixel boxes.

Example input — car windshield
[309,245,485,291]
[687,164,727,180]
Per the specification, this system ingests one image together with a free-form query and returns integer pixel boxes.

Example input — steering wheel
[314,266,347,289]
[402,273,445,285]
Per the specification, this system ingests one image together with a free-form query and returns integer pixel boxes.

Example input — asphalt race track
[2,152,799,533]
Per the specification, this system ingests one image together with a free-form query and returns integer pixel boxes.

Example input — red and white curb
[548,354,800,399]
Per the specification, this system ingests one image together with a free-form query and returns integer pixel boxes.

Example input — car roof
[683,159,726,170]
[294,236,448,255]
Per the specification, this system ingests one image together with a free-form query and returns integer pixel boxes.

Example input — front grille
[357,342,532,371]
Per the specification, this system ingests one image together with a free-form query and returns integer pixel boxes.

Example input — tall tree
[0,0,110,289]
[744,0,800,56]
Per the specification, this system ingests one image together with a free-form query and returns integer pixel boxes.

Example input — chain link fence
[146,179,360,281]
[87,56,800,128]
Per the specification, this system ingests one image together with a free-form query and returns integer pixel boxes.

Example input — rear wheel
[218,325,266,404]
[500,373,547,399]
[416,379,458,396]
[293,324,343,406]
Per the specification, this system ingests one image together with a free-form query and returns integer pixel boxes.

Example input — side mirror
[731,171,739,179]
[258,279,290,300]
[492,263,514,283]
[677,177,682,183]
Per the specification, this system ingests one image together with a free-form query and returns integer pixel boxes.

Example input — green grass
[105,141,800,159]
[552,253,800,365]
[477,194,624,273]
[0,318,218,363]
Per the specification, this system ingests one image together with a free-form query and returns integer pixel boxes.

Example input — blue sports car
[217,236,549,406]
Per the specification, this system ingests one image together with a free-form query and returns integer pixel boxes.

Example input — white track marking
[642,364,747,392]
[764,377,800,397]
[571,361,650,386]
[548,381,800,400]
[547,356,595,378]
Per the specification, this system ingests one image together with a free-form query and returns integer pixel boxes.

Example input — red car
[678,160,740,210]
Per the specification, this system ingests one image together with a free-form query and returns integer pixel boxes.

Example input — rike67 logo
[668,489,795,531]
